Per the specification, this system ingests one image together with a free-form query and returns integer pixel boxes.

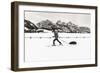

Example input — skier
[51,25,62,46]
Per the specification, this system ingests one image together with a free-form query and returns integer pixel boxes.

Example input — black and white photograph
[24,11,92,62]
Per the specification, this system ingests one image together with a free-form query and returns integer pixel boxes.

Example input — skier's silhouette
[51,25,62,46]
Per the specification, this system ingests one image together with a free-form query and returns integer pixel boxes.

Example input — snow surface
[24,33,91,62]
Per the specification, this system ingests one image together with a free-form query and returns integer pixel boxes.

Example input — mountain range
[24,19,90,33]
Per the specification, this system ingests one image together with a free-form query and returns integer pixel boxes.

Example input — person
[51,25,62,46]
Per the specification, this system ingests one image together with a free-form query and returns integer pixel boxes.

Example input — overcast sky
[25,11,91,27]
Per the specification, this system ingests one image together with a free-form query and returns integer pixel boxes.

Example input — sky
[25,11,91,27]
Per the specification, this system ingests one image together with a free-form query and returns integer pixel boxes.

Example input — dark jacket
[53,30,58,39]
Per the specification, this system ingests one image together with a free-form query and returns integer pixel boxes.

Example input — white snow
[24,33,92,62]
